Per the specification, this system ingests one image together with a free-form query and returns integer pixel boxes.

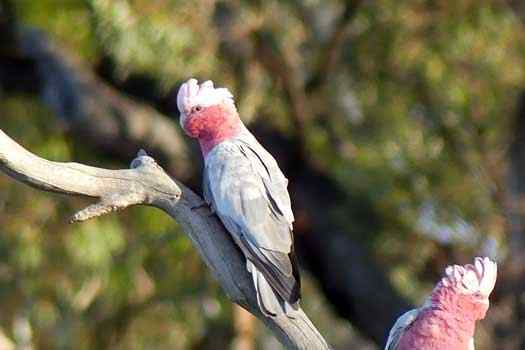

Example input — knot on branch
[130,149,156,169]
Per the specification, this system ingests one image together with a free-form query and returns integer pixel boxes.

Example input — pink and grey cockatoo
[385,257,497,350]
[176,78,300,317]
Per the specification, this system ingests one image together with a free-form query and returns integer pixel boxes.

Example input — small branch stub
[70,151,167,223]
[70,192,146,223]
[65,150,178,223]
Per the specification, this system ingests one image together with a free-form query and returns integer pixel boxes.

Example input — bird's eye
[473,292,484,299]
[193,105,202,113]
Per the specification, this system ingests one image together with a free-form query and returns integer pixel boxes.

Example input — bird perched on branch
[385,257,497,350]
[177,79,300,317]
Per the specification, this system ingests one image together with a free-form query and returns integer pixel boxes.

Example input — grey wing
[205,143,300,305]
[238,137,294,226]
[385,309,419,350]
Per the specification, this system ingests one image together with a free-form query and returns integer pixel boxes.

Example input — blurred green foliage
[0,96,232,349]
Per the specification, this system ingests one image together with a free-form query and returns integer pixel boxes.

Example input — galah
[385,257,497,350]
[176,78,300,317]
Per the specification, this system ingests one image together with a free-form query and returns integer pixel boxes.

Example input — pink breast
[396,308,473,350]
[398,333,470,350]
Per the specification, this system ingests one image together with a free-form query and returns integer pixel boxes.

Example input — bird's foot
[191,201,215,216]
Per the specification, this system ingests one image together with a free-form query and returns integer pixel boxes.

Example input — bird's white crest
[176,78,234,127]
[440,257,497,297]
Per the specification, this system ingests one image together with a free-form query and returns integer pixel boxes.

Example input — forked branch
[0,129,330,350]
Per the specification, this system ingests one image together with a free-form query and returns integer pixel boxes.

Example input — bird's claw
[191,201,215,216]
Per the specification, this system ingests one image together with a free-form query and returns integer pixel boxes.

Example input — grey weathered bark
[0,128,330,350]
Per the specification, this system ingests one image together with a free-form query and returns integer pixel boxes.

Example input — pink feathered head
[440,257,497,300]
[176,78,234,128]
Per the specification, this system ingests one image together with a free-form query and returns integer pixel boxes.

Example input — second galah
[385,256,497,350]
[176,79,300,317]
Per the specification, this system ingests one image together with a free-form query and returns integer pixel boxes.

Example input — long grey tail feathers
[247,260,299,317]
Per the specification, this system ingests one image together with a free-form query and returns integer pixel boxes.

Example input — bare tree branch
[0,128,330,350]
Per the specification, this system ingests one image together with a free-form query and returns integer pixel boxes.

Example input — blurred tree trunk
[232,305,255,350]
